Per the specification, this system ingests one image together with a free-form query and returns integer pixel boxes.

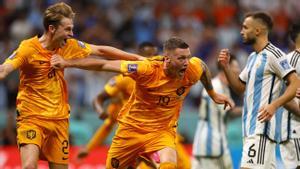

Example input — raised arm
[90,45,145,61]
[51,55,122,73]
[218,49,245,94]
[200,60,234,109]
[0,63,15,80]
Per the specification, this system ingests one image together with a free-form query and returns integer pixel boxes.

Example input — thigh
[280,138,300,169]
[42,119,69,165]
[20,144,40,167]
[241,135,276,169]
[16,118,43,148]
[106,125,143,169]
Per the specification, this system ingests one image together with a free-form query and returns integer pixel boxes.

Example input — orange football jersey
[119,56,204,131]
[4,36,92,119]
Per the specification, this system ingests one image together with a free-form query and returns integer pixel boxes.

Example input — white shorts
[280,138,300,169]
[240,135,276,169]
[191,148,233,169]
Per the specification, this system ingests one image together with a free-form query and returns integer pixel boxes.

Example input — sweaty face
[240,17,257,45]
[52,17,74,47]
[166,48,191,79]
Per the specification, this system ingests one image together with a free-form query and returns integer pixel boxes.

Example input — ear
[164,55,171,63]
[48,25,57,34]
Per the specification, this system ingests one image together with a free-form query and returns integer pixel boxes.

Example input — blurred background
[0,0,299,168]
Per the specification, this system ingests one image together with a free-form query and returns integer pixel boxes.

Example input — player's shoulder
[66,38,88,49]
[18,36,40,54]
[263,43,286,59]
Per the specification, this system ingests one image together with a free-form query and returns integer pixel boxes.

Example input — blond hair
[43,2,75,31]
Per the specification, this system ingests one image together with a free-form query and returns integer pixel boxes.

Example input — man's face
[165,48,191,79]
[240,17,257,45]
[51,17,74,47]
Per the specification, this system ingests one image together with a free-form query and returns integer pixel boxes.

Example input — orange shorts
[106,123,176,169]
[16,117,69,164]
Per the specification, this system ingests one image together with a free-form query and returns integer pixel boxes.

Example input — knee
[22,162,37,169]
[159,162,177,169]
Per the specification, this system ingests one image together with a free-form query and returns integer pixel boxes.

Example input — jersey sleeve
[120,60,153,81]
[104,75,123,97]
[63,39,92,59]
[239,66,248,83]
[4,42,30,69]
[269,53,295,79]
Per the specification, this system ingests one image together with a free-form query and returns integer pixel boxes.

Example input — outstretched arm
[218,49,245,94]
[200,60,234,109]
[0,63,15,80]
[90,45,145,61]
[51,55,122,73]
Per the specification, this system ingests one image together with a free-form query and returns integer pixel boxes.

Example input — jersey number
[62,140,69,155]
[157,96,170,106]
[248,144,256,157]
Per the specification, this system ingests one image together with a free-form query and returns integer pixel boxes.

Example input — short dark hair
[245,12,273,31]
[289,22,300,43]
[217,53,237,70]
[163,37,189,52]
[138,41,156,51]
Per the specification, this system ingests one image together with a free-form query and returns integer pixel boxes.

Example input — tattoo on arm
[200,61,213,91]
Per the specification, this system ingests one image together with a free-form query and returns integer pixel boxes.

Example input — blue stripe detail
[205,97,212,156]
[274,107,284,142]
[264,74,276,137]
[249,53,267,135]
[243,54,258,136]
[217,108,224,155]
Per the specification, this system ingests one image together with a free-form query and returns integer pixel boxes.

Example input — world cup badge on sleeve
[127,64,138,73]
[279,59,291,70]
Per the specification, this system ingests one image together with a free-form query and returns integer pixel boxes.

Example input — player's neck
[39,33,59,52]
[295,42,300,50]
[253,37,268,53]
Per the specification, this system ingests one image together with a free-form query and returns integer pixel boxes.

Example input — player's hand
[51,54,68,69]
[211,93,235,110]
[76,147,89,160]
[258,104,277,122]
[296,88,300,99]
[93,101,108,120]
[217,49,231,69]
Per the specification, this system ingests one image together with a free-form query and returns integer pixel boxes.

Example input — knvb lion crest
[176,87,186,96]
[26,130,36,140]
[111,158,120,168]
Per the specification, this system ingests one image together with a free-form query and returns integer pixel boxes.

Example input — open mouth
[179,68,186,75]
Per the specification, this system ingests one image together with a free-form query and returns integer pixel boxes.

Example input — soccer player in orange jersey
[75,42,157,163]
[51,37,234,169]
[0,2,143,169]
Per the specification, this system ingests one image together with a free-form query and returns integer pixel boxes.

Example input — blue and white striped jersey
[287,50,300,139]
[239,43,294,142]
[192,76,230,157]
